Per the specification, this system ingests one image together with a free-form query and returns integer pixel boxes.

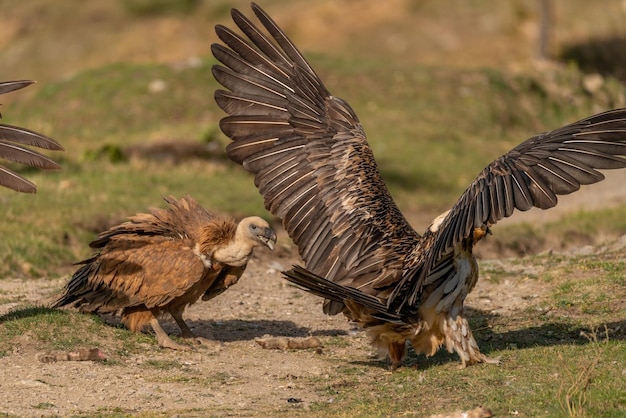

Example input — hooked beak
[260,228,277,250]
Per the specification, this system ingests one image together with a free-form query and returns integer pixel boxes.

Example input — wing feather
[213,5,626,318]
[0,81,63,193]
[393,109,626,311]
[213,4,420,293]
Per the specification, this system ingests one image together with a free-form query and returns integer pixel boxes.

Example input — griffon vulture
[212,4,626,368]
[53,195,276,350]
[0,80,63,193]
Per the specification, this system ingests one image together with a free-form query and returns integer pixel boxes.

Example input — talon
[158,338,192,351]
[480,355,501,365]
[390,361,403,371]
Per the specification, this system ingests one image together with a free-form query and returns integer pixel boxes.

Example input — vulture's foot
[150,318,192,351]
[170,311,220,350]
[459,353,501,369]
[387,341,407,371]
[158,337,192,351]
[444,314,500,368]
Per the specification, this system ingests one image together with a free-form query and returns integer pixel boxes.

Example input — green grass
[306,343,623,416]
[0,1,625,416]
[300,273,626,418]
[0,39,623,418]
[0,305,159,358]
[2,55,626,278]
[297,339,624,417]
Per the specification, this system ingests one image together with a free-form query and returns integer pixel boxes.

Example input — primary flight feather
[212,3,626,369]
[0,80,63,193]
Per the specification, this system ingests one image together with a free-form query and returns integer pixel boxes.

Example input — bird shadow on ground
[0,306,63,324]
[348,307,626,370]
[173,318,347,343]
[466,307,626,347]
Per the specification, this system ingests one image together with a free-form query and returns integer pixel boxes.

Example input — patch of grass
[141,359,182,370]
[0,306,157,357]
[557,328,609,417]
[0,2,624,416]
[2,56,626,279]
[490,205,626,259]
[481,264,509,284]
[323,336,351,348]
[0,306,90,350]
[89,407,137,418]
[579,259,626,286]
[304,341,625,417]
[121,0,201,17]
[545,207,626,244]
[547,253,626,319]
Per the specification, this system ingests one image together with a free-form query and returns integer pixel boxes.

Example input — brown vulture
[212,4,626,368]
[0,80,63,193]
[53,195,276,350]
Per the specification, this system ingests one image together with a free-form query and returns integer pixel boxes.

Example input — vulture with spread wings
[53,195,276,350]
[0,80,63,193]
[212,4,626,369]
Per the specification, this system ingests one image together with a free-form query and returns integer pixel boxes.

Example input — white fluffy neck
[211,225,256,267]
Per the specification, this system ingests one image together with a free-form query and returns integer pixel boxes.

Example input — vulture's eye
[251,225,258,230]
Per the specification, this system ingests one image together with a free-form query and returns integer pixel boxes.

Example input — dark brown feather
[0,80,63,193]
[52,196,273,349]
[213,4,626,367]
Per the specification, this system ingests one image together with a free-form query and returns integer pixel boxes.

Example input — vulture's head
[238,216,277,251]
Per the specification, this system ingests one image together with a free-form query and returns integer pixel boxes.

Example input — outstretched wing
[212,3,420,301]
[391,108,626,312]
[0,80,63,193]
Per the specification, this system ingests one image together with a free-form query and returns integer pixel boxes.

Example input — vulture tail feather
[282,265,400,320]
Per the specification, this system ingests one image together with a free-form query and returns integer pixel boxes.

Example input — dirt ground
[0,241,618,417]
[0,248,545,417]
[1,172,626,417]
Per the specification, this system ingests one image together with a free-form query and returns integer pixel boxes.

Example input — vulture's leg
[444,313,500,367]
[388,341,407,370]
[170,307,221,350]
[149,317,191,351]
[366,322,408,370]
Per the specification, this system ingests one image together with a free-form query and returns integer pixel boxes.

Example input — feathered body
[212,4,626,368]
[0,80,63,193]
[53,195,276,350]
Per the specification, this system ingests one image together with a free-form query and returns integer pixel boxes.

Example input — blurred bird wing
[213,4,420,293]
[92,237,213,309]
[390,108,626,311]
[0,80,35,95]
[0,80,63,193]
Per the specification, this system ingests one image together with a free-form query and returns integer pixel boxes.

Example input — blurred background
[1,0,626,278]
[3,0,626,81]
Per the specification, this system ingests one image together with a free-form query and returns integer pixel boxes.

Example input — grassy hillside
[0,2,624,416]
[2,51,626,277]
